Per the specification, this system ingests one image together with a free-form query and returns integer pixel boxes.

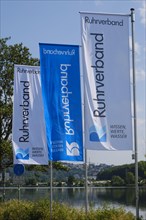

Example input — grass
[0,199,139,220]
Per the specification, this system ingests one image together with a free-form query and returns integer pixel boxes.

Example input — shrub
[0,199,137,220]
[30,199,51,220]
[93,206,135,220]
[0,200,33,220]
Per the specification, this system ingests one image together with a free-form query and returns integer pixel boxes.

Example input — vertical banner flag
[12,65,48,164]
[80,12,132,150]
[39,44,83,161]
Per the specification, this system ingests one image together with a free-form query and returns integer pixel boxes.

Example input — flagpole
[130,8,139,220]
[50,160,53,220]
[78,18,88,214]
[85,148,88,213]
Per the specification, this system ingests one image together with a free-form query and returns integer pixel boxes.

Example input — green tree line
[97,161,146,185]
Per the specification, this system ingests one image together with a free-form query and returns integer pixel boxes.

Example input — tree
[111,175,125,186]
[125,172,135,185]
[67,175,75,186]
[0,37,39,170]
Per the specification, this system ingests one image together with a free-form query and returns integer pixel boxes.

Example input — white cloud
[138,1,146,26]
[129,36,142,65]
[135,42,141,56]
[129,36,141,56]
[136,68,145,81]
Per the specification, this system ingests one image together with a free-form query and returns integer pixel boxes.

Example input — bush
[0,200,33,220]
[90,206,135,220]
[0,199,137,220]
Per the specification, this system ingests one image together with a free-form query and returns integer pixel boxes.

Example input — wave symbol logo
[89,125,106,142]
[66,141,80,156]
[16,148,29,160]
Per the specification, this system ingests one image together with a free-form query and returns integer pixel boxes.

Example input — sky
[0,0,145,165]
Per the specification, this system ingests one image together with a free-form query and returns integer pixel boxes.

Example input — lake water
[0,186,146,219]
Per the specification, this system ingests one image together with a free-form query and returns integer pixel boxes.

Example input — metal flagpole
[50,160,53,220]
[85,148,88,214]
[130,8,139,220]
[79,42,88,214]
[78,21,88,214]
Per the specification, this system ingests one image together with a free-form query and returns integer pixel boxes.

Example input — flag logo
[66,141,80,156]
[89,125,106,142]
[16,148,29,160]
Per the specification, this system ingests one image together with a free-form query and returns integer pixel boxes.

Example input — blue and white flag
[80,12,133,151]
[39,44,83,161]
[12,65,48,165]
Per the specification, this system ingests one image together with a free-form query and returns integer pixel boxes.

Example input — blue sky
[1,0,145,165]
